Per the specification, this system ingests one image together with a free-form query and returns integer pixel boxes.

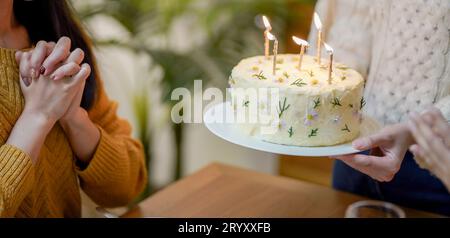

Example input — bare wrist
[60,108,88,130]
[21,108,56,130]
[59,107,89,133]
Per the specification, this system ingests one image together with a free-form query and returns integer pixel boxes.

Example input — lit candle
[292,36,309,71]
[324,42,334,84]
[313,12,323,65]
[267,32,278,75]
[262,15,272,59]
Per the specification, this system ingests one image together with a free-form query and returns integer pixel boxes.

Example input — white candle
[324,42,334,84]
[267,32,278,75]
[292,36,309,71]
[313,12,323,65]
[262,15,272,59]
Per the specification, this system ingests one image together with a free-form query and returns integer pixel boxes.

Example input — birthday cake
[228,54,365,146]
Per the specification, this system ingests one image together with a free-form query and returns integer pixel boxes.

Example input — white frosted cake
[228,54,365,146]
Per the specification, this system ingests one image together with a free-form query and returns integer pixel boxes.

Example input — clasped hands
[16,36,91,127]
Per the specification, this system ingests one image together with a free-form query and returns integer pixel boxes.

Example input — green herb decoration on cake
[313,98,321,109]
[252,71,267,80]
[331,97,342,107]
[291,78,307,87]
[360,97,366,110]
[288,126,294,137]
[277,98,291,118]
[308,128,318,137]
[341,124,351,132]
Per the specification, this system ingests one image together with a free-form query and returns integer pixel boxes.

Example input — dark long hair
[14,0,97,110]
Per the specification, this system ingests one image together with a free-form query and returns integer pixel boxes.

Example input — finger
[43,46,83,79]
[64,48,85,65]
[338,153,395,171]
[334,154,356,160]
[408,114,432,153]
[411,113,449,161]
[428,109,450,143]
[38,41,56,75]
[15,51,23,64]
[19,75,32,87]
[74,77,86,103]
[68,63,91,87]
[19,51,32,81]
[409,144,425,158]
[51,62,81,81]
[29,41,49,79]
[42,36,71,76]
[19,74,31,91]
[337,154,400,182]
[45,41,56,54]
[352,130,394,151]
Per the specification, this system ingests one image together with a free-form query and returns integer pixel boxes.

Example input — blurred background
[71,0,335,216]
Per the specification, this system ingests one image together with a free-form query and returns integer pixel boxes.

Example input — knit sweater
[309,0,449,189]
[0,47,148,217]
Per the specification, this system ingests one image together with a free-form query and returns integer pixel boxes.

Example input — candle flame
[313,12,322,30]
[262,15,272,30]
[266,32,277,41]
[324,42,333,54]
[292,36,309,46]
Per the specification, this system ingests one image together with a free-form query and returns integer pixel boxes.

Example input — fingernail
[39,66,46,75]
[50,74,56,80]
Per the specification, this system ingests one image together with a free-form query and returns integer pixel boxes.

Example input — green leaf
[308,128,318,137]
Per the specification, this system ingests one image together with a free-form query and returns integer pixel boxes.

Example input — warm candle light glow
[313,12,322,30]
[292,36,309,71]
[262,15,272,59]
[267,32,278,75]
[262,15,272,30]
[324,42,334,84]
[313,12,323,65]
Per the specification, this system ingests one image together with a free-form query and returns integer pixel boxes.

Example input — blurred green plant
[75,0,315,201]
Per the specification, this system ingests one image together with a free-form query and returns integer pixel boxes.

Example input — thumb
[19,75,30,91]
[409,144,423,158]
[15,51,23,64]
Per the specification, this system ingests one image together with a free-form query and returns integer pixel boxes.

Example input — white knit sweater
[308,0,450,190]
[308,0,450,125]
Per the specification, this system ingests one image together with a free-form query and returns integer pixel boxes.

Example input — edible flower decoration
[304,110,319,126]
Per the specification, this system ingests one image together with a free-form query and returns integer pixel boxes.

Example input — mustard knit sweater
[0,47,148,217]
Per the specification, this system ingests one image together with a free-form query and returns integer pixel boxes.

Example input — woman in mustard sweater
[0,0,147,217]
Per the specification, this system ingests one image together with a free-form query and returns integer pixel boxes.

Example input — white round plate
[204,102,381,157]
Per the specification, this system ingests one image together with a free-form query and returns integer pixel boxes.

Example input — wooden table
[123,163,441,218]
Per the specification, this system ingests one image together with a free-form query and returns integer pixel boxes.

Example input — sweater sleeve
[0,144,35,217]
[308,0,373,78]
[76,79,147,207]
